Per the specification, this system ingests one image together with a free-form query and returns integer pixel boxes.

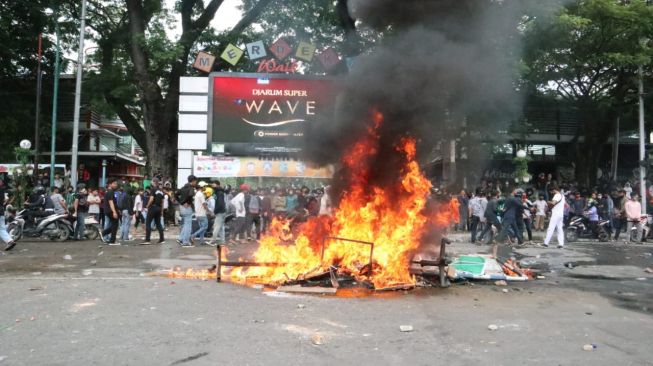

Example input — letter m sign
[193,51,216,73]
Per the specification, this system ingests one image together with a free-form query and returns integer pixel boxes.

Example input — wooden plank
[276,285,337,295]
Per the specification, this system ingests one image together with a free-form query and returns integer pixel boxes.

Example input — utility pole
[34,34,43,177]
[71,0,87,189]
[638,65,646,214]
[49,7,61,188]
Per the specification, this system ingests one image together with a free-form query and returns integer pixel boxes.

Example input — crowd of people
[455,175,652,257]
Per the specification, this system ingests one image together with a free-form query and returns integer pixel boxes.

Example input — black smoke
[303,0,543,196]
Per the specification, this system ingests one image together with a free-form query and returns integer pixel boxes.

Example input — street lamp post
[49,6,62,188]
[70,0,87,189]
[639,65,647,214]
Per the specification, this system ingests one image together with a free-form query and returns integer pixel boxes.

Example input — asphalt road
[0,235,652,365]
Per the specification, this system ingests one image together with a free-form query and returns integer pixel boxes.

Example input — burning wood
[169,113,460,294]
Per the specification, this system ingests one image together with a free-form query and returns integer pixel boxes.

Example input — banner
[193,156,334,179]
[210,73,339,146]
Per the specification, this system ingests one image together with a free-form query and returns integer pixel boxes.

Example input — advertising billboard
[193,156,334,179]
[209,73,339,154]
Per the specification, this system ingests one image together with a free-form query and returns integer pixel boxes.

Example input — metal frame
[322,236,375,274]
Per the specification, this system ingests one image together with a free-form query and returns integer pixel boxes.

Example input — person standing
[272,188,286,217]
[0,181,16,251]
[479,191,501,245]
[100,178,120,245]
[319,186,333,217]
[53,174,64,190]
[142,181,165,245]
[285,188,298,214]
[543,185,565,248]
[119,188,134,242]
[613,189,627,241]
[87,188,101,221]
[72,187,89,240]
[468,190,485,244]
[133,188,145,231]
[261,188,273,234]
[521,193,534,243]
[495,190,524,257]
[207,181,226,246]
[247,189,262,241]
[176,175,197,247]
[534,195,547,231]
[191,182,209,244]
[230,184,248,243]
[625,193,643,243]
[457,190,469,231]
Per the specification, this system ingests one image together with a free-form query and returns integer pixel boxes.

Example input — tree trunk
[574,106,612,187]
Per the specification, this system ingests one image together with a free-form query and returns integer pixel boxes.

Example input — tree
[522,0,653,186]
[80,0,274,179]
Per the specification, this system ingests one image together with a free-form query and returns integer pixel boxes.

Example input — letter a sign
[192,51,216,73]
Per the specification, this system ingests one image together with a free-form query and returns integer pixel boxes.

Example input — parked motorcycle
[565,215,610,242]
[71,215,100,240]
[6,208,72,242]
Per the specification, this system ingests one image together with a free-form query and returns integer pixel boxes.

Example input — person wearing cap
[190,181,210,245]
[229,184,249,244]
[177,175,198,247]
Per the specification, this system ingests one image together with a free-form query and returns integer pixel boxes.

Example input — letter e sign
[220,44,244,66]
[294,41,316,62]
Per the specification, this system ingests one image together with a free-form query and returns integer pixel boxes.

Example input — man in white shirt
[229,184,248,243]
[534,195,547,231]
[190,182,209,244]
[543,185,565,248]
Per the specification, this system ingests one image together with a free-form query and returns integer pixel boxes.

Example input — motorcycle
[71,215,100,240]
[6,207,73,242]
[565,215,610,242]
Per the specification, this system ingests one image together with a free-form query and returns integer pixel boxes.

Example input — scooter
[6,208,72,242]
[565,215,610,242]
[71,215,101,240]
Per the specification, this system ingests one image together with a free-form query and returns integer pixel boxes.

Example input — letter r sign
[246,40,267,60]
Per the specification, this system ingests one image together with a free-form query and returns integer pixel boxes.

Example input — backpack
[115,191,128,210]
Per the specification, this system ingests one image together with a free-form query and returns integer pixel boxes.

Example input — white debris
[399,325,414,332]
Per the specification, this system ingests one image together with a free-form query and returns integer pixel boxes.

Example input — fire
[222,112,456,289]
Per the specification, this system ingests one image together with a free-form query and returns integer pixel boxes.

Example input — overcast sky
[164,0,244,37]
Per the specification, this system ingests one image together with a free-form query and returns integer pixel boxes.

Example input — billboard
[209,73,339,153]
[193,156,334,179]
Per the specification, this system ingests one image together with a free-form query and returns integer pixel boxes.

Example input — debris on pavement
[494,280,507,286]
[399,325,414,332]
[297,304,306,309]
[63,255,72,260]
[645,268,653,274]
[582,344,597,351]
[82,269,93,276]
[90,260,97,266]
[28,286,44,291]
[311,334,324,345]
[488,324,498,331]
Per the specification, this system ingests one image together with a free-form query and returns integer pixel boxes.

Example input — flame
[220,112,457,289]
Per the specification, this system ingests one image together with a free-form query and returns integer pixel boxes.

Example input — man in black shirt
[100,178,120,245]
[142,181,165,244]
[0,181,17,250]
[73,187,89,240]
[478,191,502,245]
